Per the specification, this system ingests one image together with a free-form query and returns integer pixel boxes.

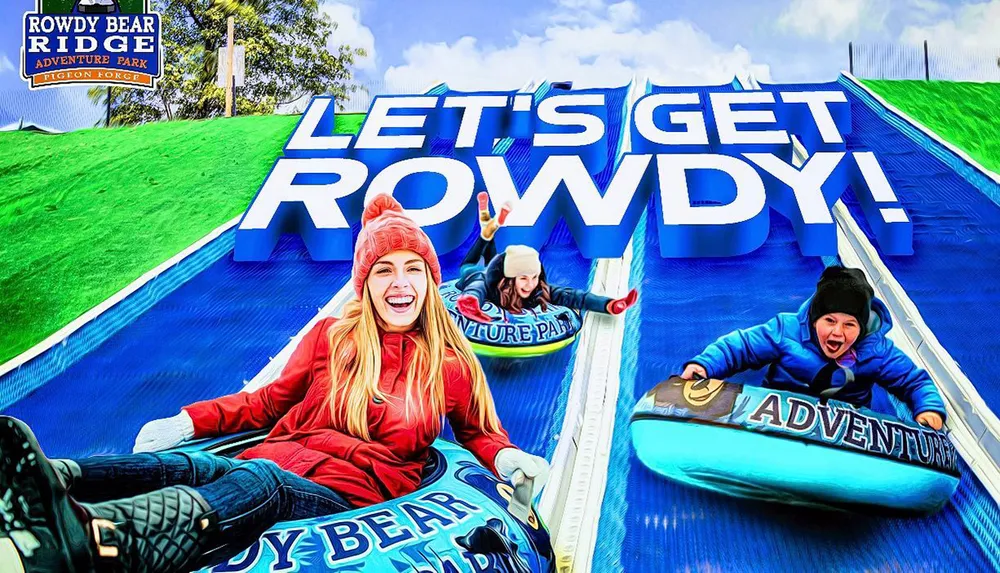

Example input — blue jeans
[66,451,352,569]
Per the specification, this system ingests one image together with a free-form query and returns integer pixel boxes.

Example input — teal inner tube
[439,280,583,358]
[630,376,960,516]
[174,433,555,572]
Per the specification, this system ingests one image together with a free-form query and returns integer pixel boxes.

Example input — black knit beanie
[809,266,874,334]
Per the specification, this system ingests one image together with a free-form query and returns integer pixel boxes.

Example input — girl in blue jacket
[681,265,946,430]
[454,193,638,323]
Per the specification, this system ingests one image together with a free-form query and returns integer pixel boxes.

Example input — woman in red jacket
[0,194,549,573]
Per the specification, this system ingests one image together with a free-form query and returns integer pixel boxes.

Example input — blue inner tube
[439,280,583,358]
[174,434,555,572]
[630,376,960,516]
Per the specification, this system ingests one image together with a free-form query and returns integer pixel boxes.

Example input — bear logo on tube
[650,376,741,419]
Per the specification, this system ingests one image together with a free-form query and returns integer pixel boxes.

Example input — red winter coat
[182,317,514,507]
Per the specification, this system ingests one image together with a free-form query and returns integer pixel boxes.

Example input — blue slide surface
[590,81,999,572]
[4,237,352,457]
[3,85,629,477]
[443,85,630,460]
[839,78,1000,418]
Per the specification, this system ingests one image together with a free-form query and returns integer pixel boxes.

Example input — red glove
[606,288,638,315]
[457,294,493,323]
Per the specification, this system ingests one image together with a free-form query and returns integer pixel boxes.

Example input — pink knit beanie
[352,194,442,297]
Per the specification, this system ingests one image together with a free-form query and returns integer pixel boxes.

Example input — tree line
[89,0,365,125]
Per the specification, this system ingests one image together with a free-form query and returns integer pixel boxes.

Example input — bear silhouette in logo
[650,375,741,420]
[77,0,117,14]
[456,518,532,573]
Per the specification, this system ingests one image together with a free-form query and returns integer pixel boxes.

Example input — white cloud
[548,0,635,27]
[777,0,888,42]
[383,0,770,90]
[607,1,640,28]
[0,53,14,75]
[906,0,949,20]
[900,0,1000,49]
[321,1,376,71]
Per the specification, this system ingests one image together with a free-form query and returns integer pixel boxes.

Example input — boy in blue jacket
[681,265,946,430]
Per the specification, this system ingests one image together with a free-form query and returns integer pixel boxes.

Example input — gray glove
[133,411,195,453]
[494,448,550,488]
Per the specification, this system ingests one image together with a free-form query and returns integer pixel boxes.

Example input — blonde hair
[326,267,502,441]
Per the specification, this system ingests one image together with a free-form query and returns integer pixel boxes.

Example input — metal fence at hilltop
[0,77,435,134]
[850,41,1000,82]
[0,86,105,133]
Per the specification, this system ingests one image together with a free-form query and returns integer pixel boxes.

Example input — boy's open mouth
[824,339,844,354]
[386,294,415,313]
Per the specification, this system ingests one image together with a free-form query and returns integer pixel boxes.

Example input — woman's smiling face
[366,250,428,332]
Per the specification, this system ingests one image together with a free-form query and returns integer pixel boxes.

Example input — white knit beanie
[503,245,541,278]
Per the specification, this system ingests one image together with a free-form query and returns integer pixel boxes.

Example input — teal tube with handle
[630,376,960,515]
[173,434,555,572]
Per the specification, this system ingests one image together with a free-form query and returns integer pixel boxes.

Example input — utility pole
[923,40,930,81]
[225,16,235,117]
[106,86,111,127]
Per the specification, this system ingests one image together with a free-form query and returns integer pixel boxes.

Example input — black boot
[83,486,218,573]
[0,417,94,573]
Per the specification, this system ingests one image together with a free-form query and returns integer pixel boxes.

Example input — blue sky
[2,0,998,128]
[328,0,998,87]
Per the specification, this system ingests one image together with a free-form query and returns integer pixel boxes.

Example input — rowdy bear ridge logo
[21,0,162,89]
